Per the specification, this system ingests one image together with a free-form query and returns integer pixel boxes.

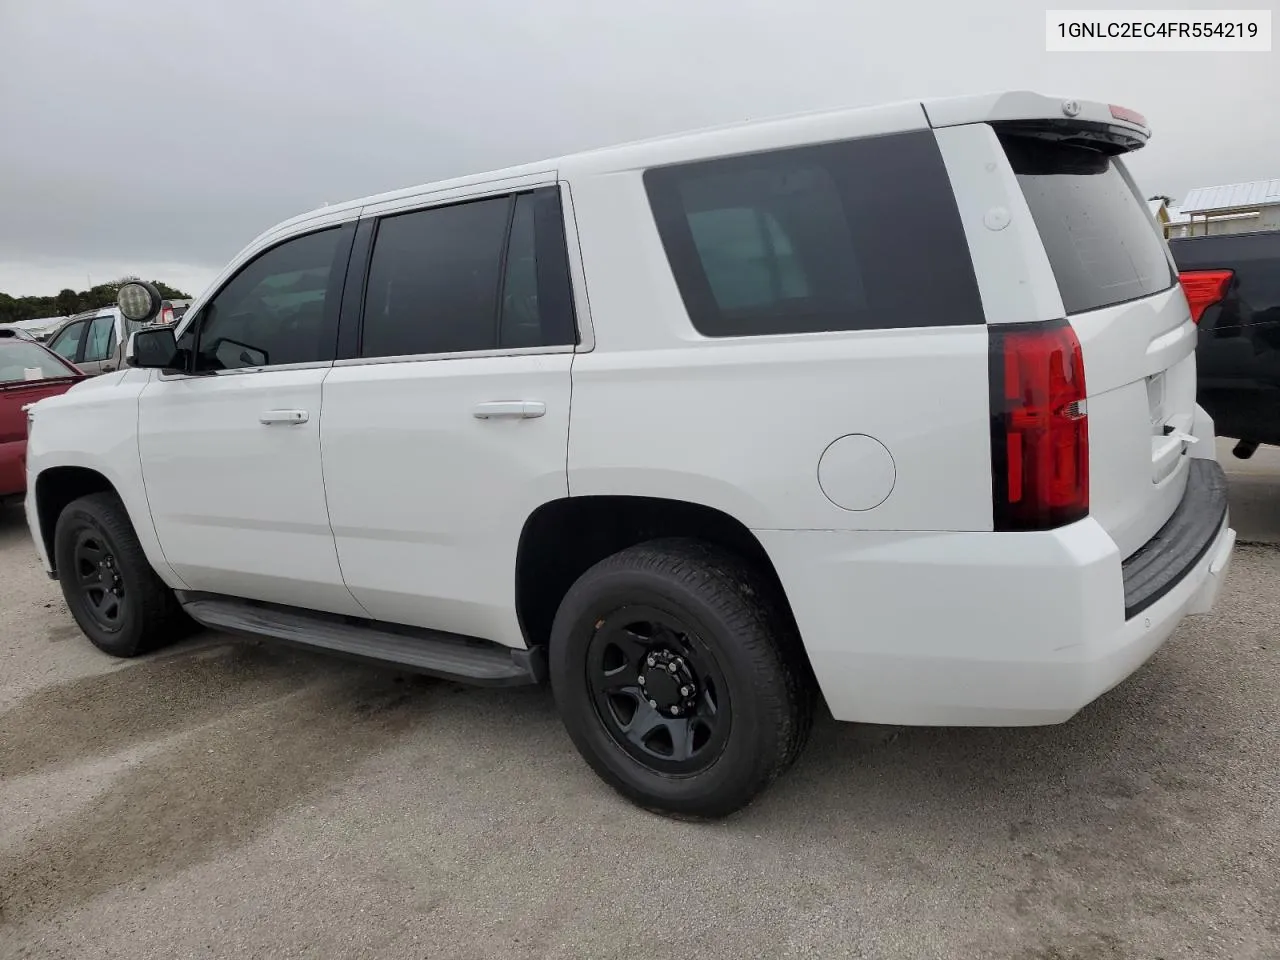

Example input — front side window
[644,131,984,337]
[50,320,87,360]
[81,314,116,363]
[190,227,344,372]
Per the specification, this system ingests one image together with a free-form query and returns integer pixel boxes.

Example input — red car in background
[0,330,85,501]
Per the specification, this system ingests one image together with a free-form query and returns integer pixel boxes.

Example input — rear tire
[53,492,191,657]
[549,538,812,819]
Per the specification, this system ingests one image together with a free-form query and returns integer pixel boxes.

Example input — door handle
[259,409,309,425]
[472,401,546,420]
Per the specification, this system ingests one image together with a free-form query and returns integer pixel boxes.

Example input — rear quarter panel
[563,165,993,533]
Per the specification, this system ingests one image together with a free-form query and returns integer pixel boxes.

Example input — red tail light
[160,307,174,324]
[1178,269,1233,324]
[989,320,1089,531]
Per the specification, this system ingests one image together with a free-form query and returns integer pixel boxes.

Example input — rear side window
[1000,134,1175,314]
[644,131,984,337]
[362,197,509,358]
[360,188,577,359]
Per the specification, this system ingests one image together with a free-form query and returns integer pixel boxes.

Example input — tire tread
[552,537,814,817]
[55,491,189,657]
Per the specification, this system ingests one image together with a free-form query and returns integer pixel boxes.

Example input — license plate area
[1146,371,1167,431]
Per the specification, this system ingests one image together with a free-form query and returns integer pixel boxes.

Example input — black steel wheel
[550,538,813,819]
[586,605,731,776]
[53,491,192,657]
[71,528,128,633]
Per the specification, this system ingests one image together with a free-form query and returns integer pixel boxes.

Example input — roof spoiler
[923,91,1150,153]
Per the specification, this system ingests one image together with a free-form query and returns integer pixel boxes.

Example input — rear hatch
[997,123,1194,558]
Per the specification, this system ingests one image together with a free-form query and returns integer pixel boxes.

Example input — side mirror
[126,326,180,370]
[117,281,163,324]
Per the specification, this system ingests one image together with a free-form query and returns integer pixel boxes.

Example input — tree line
[0,279,193,325]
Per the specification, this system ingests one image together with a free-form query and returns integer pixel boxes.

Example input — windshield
[0,342,80,384]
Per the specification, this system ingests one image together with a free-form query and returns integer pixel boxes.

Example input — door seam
[316,364,376,618]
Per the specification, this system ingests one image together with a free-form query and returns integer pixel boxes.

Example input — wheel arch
[34,465,117,576]
[33,464,179,589]
[514,495,804,656]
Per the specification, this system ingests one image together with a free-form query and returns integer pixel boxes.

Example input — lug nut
[648,699,657,708]
[637,675,645,685]
[667,663,678,673]
[647,657,656,667]
[680,685,690,696]
[669,706,680,715]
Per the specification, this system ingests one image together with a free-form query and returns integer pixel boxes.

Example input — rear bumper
[757,463,1235,727]
[1122,459,1228,618]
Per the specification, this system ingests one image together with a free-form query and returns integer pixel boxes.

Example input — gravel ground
[1,456,1278,960]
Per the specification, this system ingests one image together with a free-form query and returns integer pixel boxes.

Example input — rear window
[1000,134,1175,314]
[644,131,984,337]
[0,343,79,384]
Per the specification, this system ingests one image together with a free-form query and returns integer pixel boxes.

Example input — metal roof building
[1181,179,1280,214]
[1170,179,1280,238]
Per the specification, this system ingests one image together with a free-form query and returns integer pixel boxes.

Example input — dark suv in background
[1172,230,1280,457]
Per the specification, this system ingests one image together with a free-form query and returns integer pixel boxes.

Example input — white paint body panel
[760,506,1232,726]
[136,368,366,616]
[24,90,1235,729]
[1070,288,1198,558]
[320,354,572,648]
[24,369,181,585]
[568,329,993,532]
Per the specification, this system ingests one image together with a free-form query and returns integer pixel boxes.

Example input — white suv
[25,92,1235,817]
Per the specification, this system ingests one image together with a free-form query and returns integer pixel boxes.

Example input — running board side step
[177,594,544,686]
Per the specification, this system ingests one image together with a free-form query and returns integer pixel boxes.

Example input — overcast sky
[1,0,1275,298]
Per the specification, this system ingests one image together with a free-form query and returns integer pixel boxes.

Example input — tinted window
[0,342,79,383]
[499,190,578,349]
[500,194,541,348]
[686,207,810,311]
[50,320,87,360]
[81,314,116,363]
[1000,134,1175,314]
[362,198,509,358]
[359,190,577,358]
[193,227,344,371]
[644,131,984,337]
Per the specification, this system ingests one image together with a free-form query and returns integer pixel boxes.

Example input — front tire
[549,538,812,818]
[53,492,190,657]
